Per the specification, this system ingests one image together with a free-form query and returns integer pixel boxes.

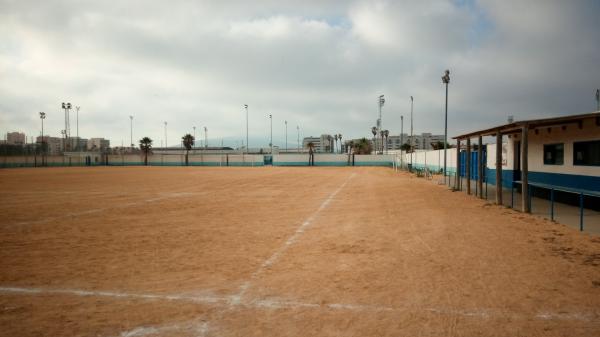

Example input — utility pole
[285,120,288,152]
[269,114,273,154]
[129,115,133,148]
[76,106,80,151]
[400,115,404,168]
[442,70,450,184]
[204,126,208,148]
[244,104,249,153]
[164,121,167,148]
[410,96,414,169]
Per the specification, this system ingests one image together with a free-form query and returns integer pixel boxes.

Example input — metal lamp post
[285,120,288,152]
[378,95,385,153]
[129,115,134,148]
[204,126,208,148]
[410,96,414,169]
[39,112,46,165]
[244,104,249,153]
[400,115,404,168]
[164,121,168,148]
[269,114,273,154]
[442,69,450,184]
[76,106,80,151]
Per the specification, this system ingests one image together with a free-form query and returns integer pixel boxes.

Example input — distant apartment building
[36,136,64,155]
[67,137,88,151]
[87,138,110,151]
[303,134,334,153]
[6,132,26,145]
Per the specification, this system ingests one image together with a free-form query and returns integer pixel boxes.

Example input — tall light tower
[285,120,288,152]
[76,106,80,151]
[129,115,134,148]
[400,115,404,167]
[378,95,385,153]
[193,126,196,147]
[244,104,249,153]
[62,102,72,151]
[269,114,273,154]
[410,96,414,169]
[442,69,450,183]
[204,126,208,148]
[378,94,385,129]
[164,121,168,148]
[39,112,46,164]
[297,125,300,152]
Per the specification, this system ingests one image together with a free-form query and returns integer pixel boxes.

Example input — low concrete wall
[274,154,393,167]
[402,149,458,174]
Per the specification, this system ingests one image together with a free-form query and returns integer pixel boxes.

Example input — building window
[573,140,600,166]
[543,143,563,165]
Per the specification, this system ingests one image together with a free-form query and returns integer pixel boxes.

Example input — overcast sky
[1,0,599,148]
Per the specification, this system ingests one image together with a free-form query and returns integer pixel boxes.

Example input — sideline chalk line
[1,286,597,323]
[233,172,357,304]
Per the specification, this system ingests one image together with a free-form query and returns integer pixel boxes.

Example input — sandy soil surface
[0,166,598,336]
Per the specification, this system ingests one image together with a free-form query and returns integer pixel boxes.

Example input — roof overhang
[453,111,600,140]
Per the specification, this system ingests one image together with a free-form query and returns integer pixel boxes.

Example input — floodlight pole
[400,115,404,168]
[285,120,288,152]
[164,121,167,148]
[378,95,385,154]
[442,69,450,184]
[410,96,414,169]
[596,89,599,111]
[39,112,45,165]
[244,104,249,153]
[129,115,133,148]
[297,125,300,153]
[204,126,208,148]
[76,106,80,151]
[269,114,273,154]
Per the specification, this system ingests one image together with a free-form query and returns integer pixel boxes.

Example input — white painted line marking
[0,286,227,305]
[235,173,356,302]
[1,286,597,323]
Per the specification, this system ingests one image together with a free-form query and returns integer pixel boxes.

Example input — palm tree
[352,138,373,154]
[139,137,153,166]
[371,127,378,154]
[401,143,411,152]
[383,130,389,154]
[307,141,315,166]
[338,134,342,153]
[182,133,194,166]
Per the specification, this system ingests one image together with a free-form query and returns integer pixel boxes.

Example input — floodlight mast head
[67,102,72,109]
[62,102,66,109]
[39,112,46,119]
[442,69,450,84]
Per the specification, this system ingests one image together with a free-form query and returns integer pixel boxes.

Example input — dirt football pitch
[0,166,599,336]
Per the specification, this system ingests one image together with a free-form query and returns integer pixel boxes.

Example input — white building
[303,134,334,153]
[6,132,26,145]
[87,138,110,151]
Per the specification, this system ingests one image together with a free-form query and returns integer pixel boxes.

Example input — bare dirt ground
[0,166,598,336]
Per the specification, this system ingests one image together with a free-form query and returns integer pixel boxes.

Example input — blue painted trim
[528,171,600,192]
[485,168,514,188]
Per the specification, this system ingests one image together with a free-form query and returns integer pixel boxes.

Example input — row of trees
[138,134,195,165]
